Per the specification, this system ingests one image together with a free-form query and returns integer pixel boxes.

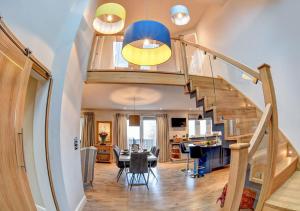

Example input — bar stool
[179,143,191,174]
[189,145,206,178]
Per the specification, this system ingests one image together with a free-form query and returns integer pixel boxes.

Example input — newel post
[255,64,279,211]
[179,35,189,84]
[224,143,250,211]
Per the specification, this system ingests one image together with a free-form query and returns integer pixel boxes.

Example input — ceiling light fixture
[170,5,190,26]
[93,3,126,34]
[129,96,140,126]
[122,20,172,66]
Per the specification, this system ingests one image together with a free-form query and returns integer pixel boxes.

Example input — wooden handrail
[224,143,250,211]
[180,39,261,83]
[248,103,272,158]
[255,64,279,211]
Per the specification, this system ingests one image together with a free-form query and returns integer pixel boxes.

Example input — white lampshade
[170,5,190,26]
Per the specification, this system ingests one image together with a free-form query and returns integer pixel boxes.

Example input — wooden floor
[83,162,229,211]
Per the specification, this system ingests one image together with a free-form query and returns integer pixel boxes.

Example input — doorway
[22,72,57,211]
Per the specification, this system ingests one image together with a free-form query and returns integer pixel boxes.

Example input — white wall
[0,0,98,210]
[195,0,300,153]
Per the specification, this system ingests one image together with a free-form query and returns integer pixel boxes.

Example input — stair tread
[265,171,300,211]
[275,156,298,176]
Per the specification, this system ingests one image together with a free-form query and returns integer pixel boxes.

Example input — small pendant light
[129,97,140,126]
[93,3,126,34]
[170,5,190,26]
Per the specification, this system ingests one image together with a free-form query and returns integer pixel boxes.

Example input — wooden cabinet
[96,145,113,163]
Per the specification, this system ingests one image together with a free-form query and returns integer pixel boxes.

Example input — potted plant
[99,131,108,145]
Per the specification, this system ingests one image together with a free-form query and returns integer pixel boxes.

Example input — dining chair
[150,146,156,154]
[81,146,97,189]
[131,144,139,152]
[128,152,149,190]
[149,147,160,181]
[113,146,129,182]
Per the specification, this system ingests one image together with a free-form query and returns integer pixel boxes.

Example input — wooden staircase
[188,75,260,142]
[186,75,299,210]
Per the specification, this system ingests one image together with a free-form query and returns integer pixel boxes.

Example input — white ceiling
[82,83,199,110]
[99,0,226,35]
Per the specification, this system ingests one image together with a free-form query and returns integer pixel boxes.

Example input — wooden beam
[86,70,186,86]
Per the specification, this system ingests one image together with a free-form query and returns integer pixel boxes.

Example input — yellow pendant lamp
[93,3,126,34]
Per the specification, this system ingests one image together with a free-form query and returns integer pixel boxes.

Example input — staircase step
[195,88,239,98]
[190,81,232,91]
[264,170,300,211]
[216,107,258,120]
[205,96,250,109]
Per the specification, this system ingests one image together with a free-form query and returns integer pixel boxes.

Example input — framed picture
[96,121,112,144]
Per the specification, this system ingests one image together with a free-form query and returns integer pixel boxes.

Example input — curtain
[156,114,169,162]
[81,112,95,147]
[116,113,127,149]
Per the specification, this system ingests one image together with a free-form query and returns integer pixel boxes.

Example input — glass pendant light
[122,20,172,66]
[93,3,126,34]
[170,5,190,26]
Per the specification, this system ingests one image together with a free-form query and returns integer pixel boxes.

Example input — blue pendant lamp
[170,5,190,26]
[122,20,172,66]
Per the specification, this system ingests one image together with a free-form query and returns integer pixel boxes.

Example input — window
[127,120,140,146]
[142,118,157,150]
[188,119,212,137]
[127,117,157,150]
[113,41,128,68]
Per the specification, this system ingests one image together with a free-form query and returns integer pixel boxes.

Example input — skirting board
[75,195,87,211]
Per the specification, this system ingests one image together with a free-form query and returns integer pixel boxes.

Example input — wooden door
[0,31,36,210]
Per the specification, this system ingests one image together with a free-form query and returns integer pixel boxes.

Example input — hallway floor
[83,162,228,211]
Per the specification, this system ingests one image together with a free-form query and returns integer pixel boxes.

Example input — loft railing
[88,34,212,77]
[88,34,183,74]
[88,34,279,210]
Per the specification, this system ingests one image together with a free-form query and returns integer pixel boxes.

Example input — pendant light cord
[133,96,136,114]
[208,55,217,107]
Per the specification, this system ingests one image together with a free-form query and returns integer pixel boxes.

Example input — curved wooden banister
[180,39,261,83]
[248,103,272,158]
[224,143,250,211]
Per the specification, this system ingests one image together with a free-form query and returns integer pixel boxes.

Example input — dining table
[119,151,157,162]
[119,151,158,185]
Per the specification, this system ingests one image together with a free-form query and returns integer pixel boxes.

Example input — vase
[100,136,106,145]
